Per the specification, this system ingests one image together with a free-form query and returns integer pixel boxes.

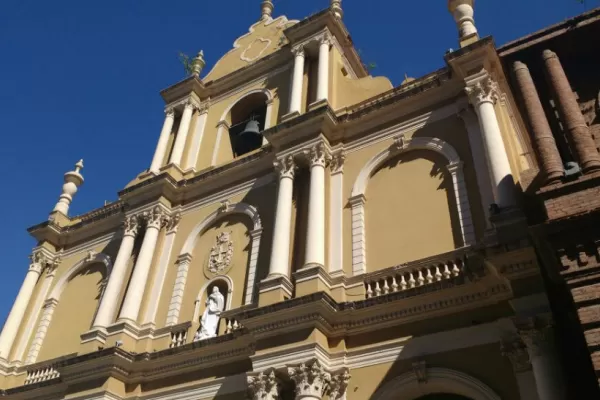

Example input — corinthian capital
[465,73,500,106]
[29,251,48,271]
[501,337,531,373]
[142,206,167,230]
[288,360,331,398]
[329,369,351,399]
[274,155,296,179]
[123,214,140,237]
[247,370,280,400]
[305,143,331,168]
[330,151,346,174]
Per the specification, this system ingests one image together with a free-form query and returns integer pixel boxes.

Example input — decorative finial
[261,0,274,21]
[331,0,343,19]
[448,0,478,43]
[191,51,206,77]
[52,159,85,216]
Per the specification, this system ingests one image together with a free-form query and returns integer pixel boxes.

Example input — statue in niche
[194,286,225,341]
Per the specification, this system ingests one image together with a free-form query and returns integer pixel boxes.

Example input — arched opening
[228,92,268,157]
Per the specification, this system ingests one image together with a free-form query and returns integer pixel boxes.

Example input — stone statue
[194,286,225,341]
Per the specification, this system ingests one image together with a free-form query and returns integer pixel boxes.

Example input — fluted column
[118,207,167,324]
[543,50,600,173]
[466,72,515,208]
[317,35,331,103]
[247,370,281,400]
[0,253,46,360]
[268,156,296,277]
[149,108,175,174]
[289,46,305,115]
[93,215,140,329]
[169,102,195,166]
[513,61,564,184]
[185,104,209,170]
[329,151,345,274]
[305,144,329,268]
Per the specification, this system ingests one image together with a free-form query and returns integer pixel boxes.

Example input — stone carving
[206,232,234,275]
[85,250,97,263]
[274,156,296,179]
[194,286,225,341]
[218,199,232,214]
[330,151,346,174]
[124,214,140,236]
[306,143,331,167]
[166,212,181,233]
[247,370,280,400]
[501,337,532,373]
[288,360,331,398]
[291,44,305,57]
[465,76,500,105]
[143,206,167,230]
[29,251,47,273]
[329,369,351,399]
[392,133,411,152]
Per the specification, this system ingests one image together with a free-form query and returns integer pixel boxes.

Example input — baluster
[417,269,425,286]
[382,278,390,294]
[366,282,373,298]
[182,330,188,344]
[226,319,233,334]
[391,276,399,292]
[408,271,416,288]
[233,320,239,330]
[425,267,433,284]
[400,274,408,290]
[452,262,460,277]
[434,265,442,281]
[443,263,451,279]
[374,281,382,297]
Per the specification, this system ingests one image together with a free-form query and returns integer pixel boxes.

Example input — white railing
[24,364,60,385]
[225,318,243,334]
[364,251,468,299]
[169,328,188,348]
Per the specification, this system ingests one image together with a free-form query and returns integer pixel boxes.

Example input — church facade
[0,1,578,399]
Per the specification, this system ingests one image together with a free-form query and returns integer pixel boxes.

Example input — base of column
[258,275,294,307]
[281,111,300,123]
[294,264,332,298]
[307,98,328,112]
[79,328,108,354]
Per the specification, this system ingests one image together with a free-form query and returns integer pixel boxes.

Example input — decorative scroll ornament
[206,232,234,276]
[218,199,232,214]
[330,151,346,174]
[274,155,296,179]
[143,206,167,229]
[306,143,331,167]
[465,76,500,105]
[329,369,351,399]
[247,370,280,400]
[124,214,140,236]
[288,360,331,398]
[392,133,411,152]
[166,212,181,233]
[29,251,47,273]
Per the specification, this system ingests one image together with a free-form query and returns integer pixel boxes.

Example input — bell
[239,119,261,139]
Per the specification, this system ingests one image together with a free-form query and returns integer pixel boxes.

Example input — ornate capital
[292,45,305,58]
[123,215,140,237]
[183,100,197,111]
[465,74,500,106]
[305,143,331,168]
[274,155,296,179]
[329,369,351,399]
[330,151,346,174]
[142,206,167,230]
[516,315,554,358]
[247,370,280,400]
[164,107,175,118]
[166,212,181,233]
[501,337,532,373]
[318,32,332,46]
[29,251,47,272]
[391,133,411,152]
[288,360,331,398]
[218,199,232,214]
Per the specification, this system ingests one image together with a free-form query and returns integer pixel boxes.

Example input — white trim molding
[349,136,475,275]
[165,202,262,326]
[25,252,112,364]
[371,368,501,400]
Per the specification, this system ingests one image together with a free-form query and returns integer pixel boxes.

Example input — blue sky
[0,0,595,326]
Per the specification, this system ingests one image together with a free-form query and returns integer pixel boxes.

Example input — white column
[268,156,296,277]
[466,72,515,209]
[458,107,494,229]
[289,46,305,115]
[446,161,476,245]
[211,121,230,166]
[149,108,175,174]
[520,327,565,400]
[349,194,366,275]
[263,99,274,145]
[25,299,58,364]
[92,215,140,329]
[142,214,180,326]
[245,229,263,304]
[305,143,329,268]
[169,102,195,166]
[0,255,45,360]
[118,207,166,324]
[329,152,345,274]
[184,106,209,170]
[317,35,331,103]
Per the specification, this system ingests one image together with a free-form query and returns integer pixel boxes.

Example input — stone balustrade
[24,364,59,385]
[169,328,188,348]
[225,317,243,334]
[364,248,470,299]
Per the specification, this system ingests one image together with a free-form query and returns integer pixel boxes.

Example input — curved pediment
[204,16,298,82]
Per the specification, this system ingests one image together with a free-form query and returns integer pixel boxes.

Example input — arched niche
[165,202,262,326]
[349,137,475,275]
[192,276,233,336]
[25,253,112,364]
[212,89,273,165]
[371,368,500,400]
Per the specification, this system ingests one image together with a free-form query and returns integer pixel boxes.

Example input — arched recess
[25,252,112,364]
[349,136,475,275]
[165,202,262,326]
[211,89,274,165]
[371,368,501,400]
[192,275,234,323]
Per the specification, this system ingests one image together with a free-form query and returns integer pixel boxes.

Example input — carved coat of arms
[206,232,234,276]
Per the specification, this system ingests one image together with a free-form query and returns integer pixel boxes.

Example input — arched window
[228,92,269,157]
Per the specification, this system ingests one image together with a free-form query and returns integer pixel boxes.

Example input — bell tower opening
[228,92,268,157]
